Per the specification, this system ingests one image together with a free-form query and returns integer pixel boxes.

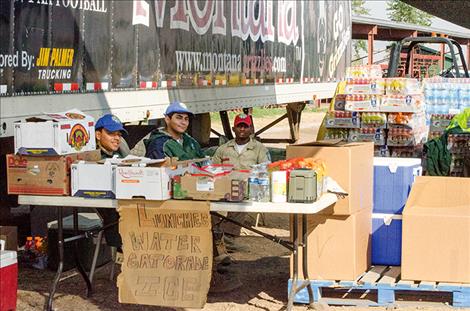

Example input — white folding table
[19,194,338,311]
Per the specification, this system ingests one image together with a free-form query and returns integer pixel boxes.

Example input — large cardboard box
[173,170,249,202]
[117,200,212,308]
[286,141,373,215]
[6,150,100,195]
[14,109,96,155]
[291,207,371,280]
[402,176,470,283]
[0,226,17,251]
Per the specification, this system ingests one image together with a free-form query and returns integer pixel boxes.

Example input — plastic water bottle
[424,82,436,118]
[248,168,259,201]
[449,88,459,114]
[257,164,270,202]
[461,84,470,109]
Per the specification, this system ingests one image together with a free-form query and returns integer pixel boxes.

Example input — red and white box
[0,250,18,311]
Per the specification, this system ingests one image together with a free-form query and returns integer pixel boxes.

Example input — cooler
[373,157,422,214]
[0,250,18,311]
[47,213,112,271]
[371,213,402,266]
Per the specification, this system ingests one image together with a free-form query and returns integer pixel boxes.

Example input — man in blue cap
[145,101,205,160]
[95,114,129,159]
[95,114,129,252]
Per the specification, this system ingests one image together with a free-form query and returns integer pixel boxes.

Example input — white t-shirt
[235,142,248,154]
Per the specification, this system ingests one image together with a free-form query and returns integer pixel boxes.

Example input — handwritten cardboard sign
[117,199,212,308]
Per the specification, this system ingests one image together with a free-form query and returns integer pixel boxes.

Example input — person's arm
[145,138,167,159]
[258,144,271,163]
[212,146,223,164]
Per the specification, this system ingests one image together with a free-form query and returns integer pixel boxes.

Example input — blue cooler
[372,213,402,266]
[373,157,422,214]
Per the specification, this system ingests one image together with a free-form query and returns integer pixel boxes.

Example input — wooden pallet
[289,266,470,307]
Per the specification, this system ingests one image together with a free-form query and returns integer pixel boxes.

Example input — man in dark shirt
[95,114,128,251]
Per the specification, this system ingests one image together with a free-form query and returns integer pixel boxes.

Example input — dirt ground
[17,234,456,311]
[13,111,460,310]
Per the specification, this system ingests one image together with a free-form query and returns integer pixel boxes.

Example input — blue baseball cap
[95,114,128,134]
[164,101,193,116]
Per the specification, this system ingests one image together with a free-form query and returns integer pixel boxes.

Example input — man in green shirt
[144,101,205,160]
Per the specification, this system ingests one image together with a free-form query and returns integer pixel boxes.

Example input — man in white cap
[145,101,205,160]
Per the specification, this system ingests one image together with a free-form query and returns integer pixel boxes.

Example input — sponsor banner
[0,0,351,96]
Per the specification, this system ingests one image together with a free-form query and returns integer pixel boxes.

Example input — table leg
[287,214,299,311]
[301,214,315,307]
[72,208,93,297]
[287,215,315,310]
[45,207,64,311]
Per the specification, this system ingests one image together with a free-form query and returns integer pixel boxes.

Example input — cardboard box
[14,109,96,155]
[6,150,100,196]
[173,170,249,202]
[115,166,172,200]
[286,141,373,215]
[402,176,470,283]
[117,199,212,308]
[114,157,199,201]
[291,207,371,280]
[0,226,17,251]
[71,162,116,198]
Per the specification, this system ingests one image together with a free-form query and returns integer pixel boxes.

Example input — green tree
[352,0,370,63]
[387,0,432,26]
[352,0,369,15]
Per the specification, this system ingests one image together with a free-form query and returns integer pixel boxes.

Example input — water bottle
[248,167,259,201]
[257,164,270,202]
[449,88,459,114]
[462,84,470,110]
[425,82,436,118]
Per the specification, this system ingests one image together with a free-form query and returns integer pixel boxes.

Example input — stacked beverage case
[326,65,426,158]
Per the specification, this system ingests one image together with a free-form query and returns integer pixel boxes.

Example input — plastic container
[0,250,18,311]
[271,171,287,203]
[372,213,402,266]
[373,157,422,214]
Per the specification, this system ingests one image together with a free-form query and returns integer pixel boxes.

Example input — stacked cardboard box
[402,176,470,283]
[447,133,470,177]
[7,110,98,196]
[287,141,373,280]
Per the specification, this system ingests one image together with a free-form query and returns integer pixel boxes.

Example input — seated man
[95,114,128,251]
[212,113,270,169]
[145,101,205,160]
[212,113,271,252]
[95,114,129,159]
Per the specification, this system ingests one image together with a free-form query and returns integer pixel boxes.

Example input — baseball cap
[234,113,252,127]
[95,114,128,134]
[164,101,193,116]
